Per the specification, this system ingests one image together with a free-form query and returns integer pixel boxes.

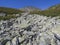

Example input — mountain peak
[19,6,41,12]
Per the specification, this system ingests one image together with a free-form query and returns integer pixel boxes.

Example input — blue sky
[0,0,60,10]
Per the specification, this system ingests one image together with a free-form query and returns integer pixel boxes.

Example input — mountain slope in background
[48,4,60,10]
[0,4,60,20]
[19,6,41,12]
[41,4,60,17]
[0,7,24,14]
[29,4,60,17]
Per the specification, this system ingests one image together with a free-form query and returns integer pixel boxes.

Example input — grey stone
[0,14,60,45]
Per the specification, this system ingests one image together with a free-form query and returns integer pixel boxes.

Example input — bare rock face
[0,14,60,45]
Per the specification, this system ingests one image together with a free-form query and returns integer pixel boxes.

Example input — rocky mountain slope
[0,4,60,45]
[0,13,60,45]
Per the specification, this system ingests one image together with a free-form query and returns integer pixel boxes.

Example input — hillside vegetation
[30,4,60,17]
[0,4,60,20]
[0,15,17,20]
[0,7,24,20]
[0,7,24,14]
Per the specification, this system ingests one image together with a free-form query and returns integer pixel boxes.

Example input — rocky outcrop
[0,13,6,16]
[0,13,60,45]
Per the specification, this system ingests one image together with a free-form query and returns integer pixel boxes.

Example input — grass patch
[0,15,17,20]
